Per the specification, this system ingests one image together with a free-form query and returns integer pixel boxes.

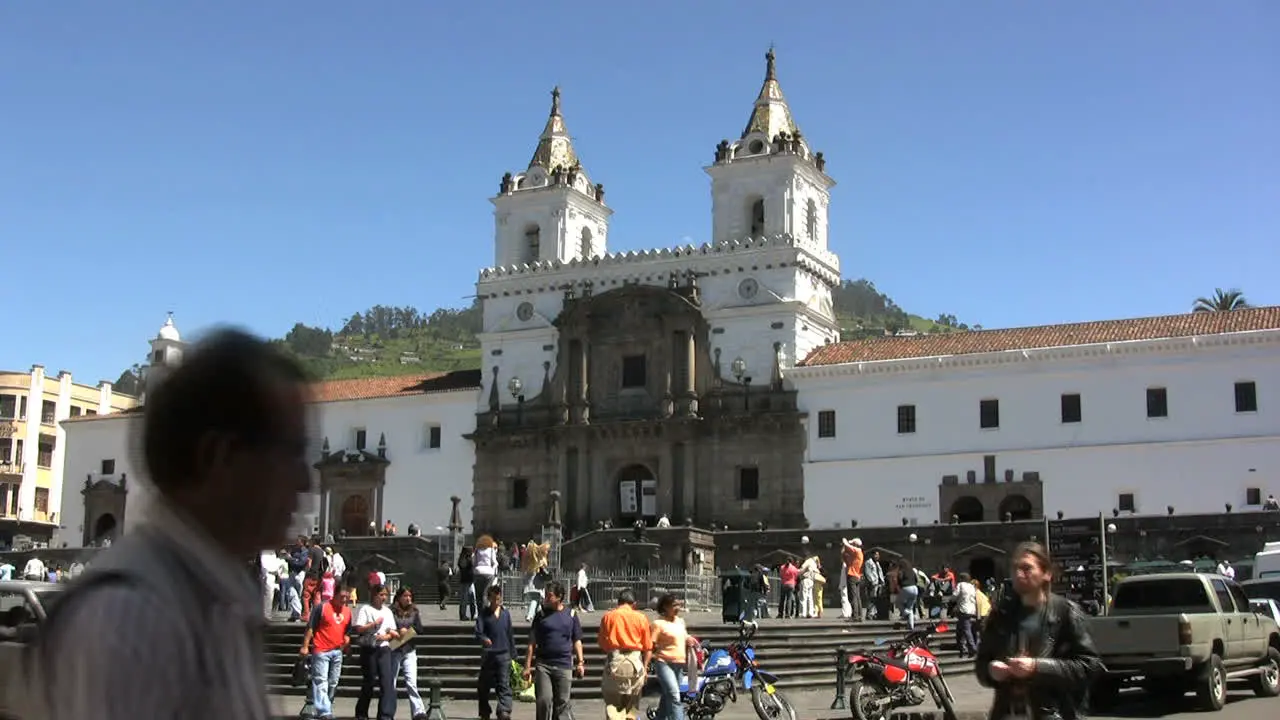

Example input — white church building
[54,50,1280,547]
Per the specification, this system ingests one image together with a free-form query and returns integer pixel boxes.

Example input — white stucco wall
[312,389,479,533]
[792,335,1280,528]
[56,387,480,548]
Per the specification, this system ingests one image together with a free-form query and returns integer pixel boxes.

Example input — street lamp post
[730,357,752,412]
[508,376,525,425]
[908,532,918,565]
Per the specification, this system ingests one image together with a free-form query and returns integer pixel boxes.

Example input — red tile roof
[310,369,482,402]
[801,306,1280,367]
[63,369,482,422]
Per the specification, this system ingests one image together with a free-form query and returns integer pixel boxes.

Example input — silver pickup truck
[1090,573,1280,711]
[0,580,62,720]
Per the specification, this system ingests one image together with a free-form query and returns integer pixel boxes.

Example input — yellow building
[0,365,138,547]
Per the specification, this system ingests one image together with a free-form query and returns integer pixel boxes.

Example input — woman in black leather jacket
[975,542,1103,719]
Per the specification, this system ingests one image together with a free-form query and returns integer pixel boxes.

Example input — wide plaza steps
[264,611,971,701]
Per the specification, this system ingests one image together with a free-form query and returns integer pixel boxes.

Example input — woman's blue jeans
[654,660,685,720]
[899,585,920,629]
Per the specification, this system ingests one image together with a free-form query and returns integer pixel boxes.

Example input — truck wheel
[1250,647,1280,698]
[1089,679,1120,712]
[1195,654,1227,711]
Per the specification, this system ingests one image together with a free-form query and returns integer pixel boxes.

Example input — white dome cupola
[142,312,185,402]
[491,87,613,268]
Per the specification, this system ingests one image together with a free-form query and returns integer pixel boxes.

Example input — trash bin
[720,568,752,623]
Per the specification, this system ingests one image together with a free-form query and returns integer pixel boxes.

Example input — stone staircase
[264,613,972,701]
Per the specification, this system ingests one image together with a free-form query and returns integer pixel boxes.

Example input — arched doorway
[969,556,998,585]
[616,464,657,526]
[341,494,370,536]
[949,496,985,524]
[999,494,1034,522]
[92,513,117,544]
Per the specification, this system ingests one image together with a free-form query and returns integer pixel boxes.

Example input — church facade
[468,51,837,539]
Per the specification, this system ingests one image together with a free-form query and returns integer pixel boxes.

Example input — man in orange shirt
[841,537,865,623]
[597,589,653,720]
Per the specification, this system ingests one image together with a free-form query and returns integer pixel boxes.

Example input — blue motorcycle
[646,620,797,720]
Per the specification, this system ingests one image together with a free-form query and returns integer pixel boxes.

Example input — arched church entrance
[92,513,117,544]
[999,494,1034,522]
[340,494,370,536]
[616,464,657,526]
[950,496,985,524]
[968,557,998,586]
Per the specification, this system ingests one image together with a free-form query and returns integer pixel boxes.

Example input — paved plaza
[269,680,1280,720]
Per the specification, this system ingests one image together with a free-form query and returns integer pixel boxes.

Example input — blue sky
[2,2,1275,386]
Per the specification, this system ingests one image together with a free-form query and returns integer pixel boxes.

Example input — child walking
[475,585,516,720]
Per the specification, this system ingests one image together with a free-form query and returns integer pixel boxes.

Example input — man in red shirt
[299,582,353,720]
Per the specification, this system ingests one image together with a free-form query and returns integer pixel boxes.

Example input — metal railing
[473,568,785,612]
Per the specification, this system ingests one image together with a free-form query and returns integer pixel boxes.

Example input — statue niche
[552,285,709,422]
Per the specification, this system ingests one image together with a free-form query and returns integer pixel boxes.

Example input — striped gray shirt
[35,502,270,720]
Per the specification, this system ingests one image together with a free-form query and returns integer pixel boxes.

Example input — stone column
[579,341,589,401]
[684,329,699,416]
[681,442,697,524]
[374,487,384,535]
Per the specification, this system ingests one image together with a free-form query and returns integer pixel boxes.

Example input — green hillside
[112,280,975,387]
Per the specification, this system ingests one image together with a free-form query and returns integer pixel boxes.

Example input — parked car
[0,580,62,720]
[1242,577,1280,605]
[1249,598,1280,626]
[1089,572,1280,711]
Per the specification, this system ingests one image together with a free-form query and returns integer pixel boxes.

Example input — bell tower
[141,312,184,402]
[491,87,613,268]
[706,49,834,250]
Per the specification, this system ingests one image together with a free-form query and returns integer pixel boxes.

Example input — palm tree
[1192,288,1249,313]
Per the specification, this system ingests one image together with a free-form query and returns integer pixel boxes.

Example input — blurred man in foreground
[30,328,313,720]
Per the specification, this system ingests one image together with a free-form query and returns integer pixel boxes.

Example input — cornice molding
[477,234,840,293]
[786,328,1280,382]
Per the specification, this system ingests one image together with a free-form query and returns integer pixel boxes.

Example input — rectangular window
[425,424,442,449]
[1060,393,1082,424]
[18,396,26,420]
[897,404,916,434]
[510,477,529,509]
[101,459,116,475]
[41,400,56,425]
[34,488,49,514]
[354,428,367,451]
[37,434,55,468]
[0,438,11,463]
[983,455,997,483]
[738,467,760,500]
[1118,492,1136,513]
[817,410,837,438]
[1235,381,1258,413]
[86,409,97,416]
[7,490,15,516]
[1247,487,1262,506]
[979,399,1000,429]
[70,406,83,417]
[14,440,23,465]
[0,395,15,419]
[1146,387,1168,418]
[621,355,647,389]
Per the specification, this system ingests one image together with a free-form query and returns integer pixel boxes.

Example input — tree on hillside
[114,365,142,396]
[1192,288,1249,313]
[284,323,333,357]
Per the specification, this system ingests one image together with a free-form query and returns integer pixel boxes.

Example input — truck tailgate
[1093,616,1187,657]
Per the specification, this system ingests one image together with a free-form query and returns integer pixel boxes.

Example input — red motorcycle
[844,622,959,720]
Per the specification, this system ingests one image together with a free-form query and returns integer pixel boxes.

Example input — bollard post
[424,673,448,720]
[830,647,848,710]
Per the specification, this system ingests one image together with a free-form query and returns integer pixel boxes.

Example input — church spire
[741,48,801,143]
[528,86,581,173]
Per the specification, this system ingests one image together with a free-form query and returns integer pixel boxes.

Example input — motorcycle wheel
[929,675,960,720]
[847,680,894,720]
[750,685,797,720]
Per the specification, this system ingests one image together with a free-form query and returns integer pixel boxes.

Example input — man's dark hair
[138,328,309,493]
[544,580,566,602]
[616,589,636,606]
[486,584,503,599]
